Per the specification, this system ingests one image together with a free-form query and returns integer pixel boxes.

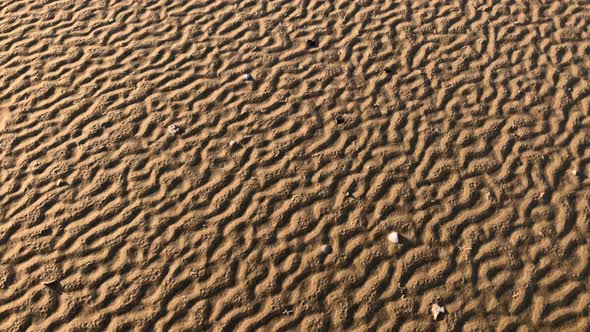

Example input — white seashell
[431,303,445,320]
[388,232,399,244]
[168,125,180,135]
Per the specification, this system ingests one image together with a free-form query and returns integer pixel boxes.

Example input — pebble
[388,232,399,244]
[243,74,254,81]
[306,39,318,48]
[56,179,67,187]
[321,244,333,255]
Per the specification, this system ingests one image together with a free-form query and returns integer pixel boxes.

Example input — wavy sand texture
[0,0,589,331]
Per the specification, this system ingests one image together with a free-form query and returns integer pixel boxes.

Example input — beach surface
[0,0,589,331]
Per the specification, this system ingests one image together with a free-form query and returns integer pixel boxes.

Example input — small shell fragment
[168,125,180,135]
[229,140,241,150]
[431,303,445,320]
[43,280,63,293]
[243,74,254,81]
[321,244,332,255]
[388,232,399,244]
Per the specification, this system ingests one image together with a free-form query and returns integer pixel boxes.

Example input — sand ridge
[0,0,589,331]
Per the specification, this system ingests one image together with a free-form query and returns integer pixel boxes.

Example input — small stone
[388,232,399,244]
[321,244,332,254]
[431,303,445,320]
[56,179,68,187]
[306,39,318,48]
[572,169,578,176]
[243,74,254,81]
[335,116,345,124]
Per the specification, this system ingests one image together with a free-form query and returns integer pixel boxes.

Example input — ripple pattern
[0,0,589,331]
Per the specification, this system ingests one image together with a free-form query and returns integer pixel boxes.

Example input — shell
[168,125,180,135]
[431,303,445,320]
[388,232,399,244]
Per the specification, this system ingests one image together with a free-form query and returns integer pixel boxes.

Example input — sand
[0,0,589,331]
